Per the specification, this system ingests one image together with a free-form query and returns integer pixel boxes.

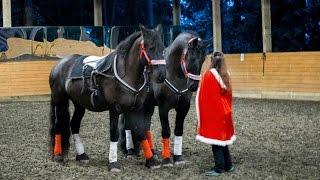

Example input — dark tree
[271,0,320,51]
[221,0,262,53]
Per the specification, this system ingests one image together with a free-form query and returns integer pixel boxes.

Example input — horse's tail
[49,97,71,159]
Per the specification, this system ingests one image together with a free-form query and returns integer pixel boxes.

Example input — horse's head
[182,35,206,91]
[139,24,166,83]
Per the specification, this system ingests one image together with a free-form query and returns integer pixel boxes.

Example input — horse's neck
[166,45,187,87]
[123,37,145,85]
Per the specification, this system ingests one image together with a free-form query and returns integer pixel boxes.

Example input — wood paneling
[203,52,320,100]
[0,60,57,97]
[0,52,319,100]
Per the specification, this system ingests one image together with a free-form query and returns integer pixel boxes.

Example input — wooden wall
[0,60,57,97]
[0,52,319,100]
[203,52,320,100]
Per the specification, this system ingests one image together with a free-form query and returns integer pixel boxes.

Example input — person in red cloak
[195,52,236,176]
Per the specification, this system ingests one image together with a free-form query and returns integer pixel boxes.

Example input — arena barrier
[203,52,320,101]
[1,51,319,101]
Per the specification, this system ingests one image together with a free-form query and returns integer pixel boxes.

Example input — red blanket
[196,68,236,146]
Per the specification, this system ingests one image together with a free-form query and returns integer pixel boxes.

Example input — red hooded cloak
[195,68,236,146]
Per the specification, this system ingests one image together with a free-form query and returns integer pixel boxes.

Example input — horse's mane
[116,31,141,58]
[180,31,199,37]
[165,31,199,58]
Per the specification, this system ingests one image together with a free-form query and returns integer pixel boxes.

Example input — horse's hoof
[145,156,161,169]
[126,149,137,159]
[162,158,173,167]
[109,162,121,172]
[53,155,64,163]
[173,155,186,165]
[151,149,159,160]
[126,154,137,159]
[76,153,90,164]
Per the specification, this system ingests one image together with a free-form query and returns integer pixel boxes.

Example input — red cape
[196,69,236,146]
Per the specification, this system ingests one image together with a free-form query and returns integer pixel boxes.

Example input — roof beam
[2,0,12,27]
[94,0,103,26]
[212,0,222,52]
[173,0,181,25]
[261,0,272,52]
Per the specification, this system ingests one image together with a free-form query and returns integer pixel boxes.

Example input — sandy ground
[0,98,319,180]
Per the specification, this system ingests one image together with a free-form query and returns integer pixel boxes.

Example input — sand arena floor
[0,98,319,179]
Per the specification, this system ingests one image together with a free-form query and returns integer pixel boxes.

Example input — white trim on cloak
[210,68,227,90]
[196,135,236,146]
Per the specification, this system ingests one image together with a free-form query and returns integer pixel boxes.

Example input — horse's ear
[155,24,163,34]
[189,37,200,48]
[139,24,147,37]
[139,24,146,31]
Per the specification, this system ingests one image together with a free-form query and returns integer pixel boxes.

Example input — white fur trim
[196,135,236,146]
[210,68,227,89]
[195,88,201,128]
[174,136,183,155]
[109,141,118,163]
[125,130,134,150]
[73,134,85,155]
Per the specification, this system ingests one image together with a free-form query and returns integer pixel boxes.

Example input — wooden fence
[1,52,319,101]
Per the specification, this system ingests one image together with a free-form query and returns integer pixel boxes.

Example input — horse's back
[50,55,83,84]
[50,54,85,103]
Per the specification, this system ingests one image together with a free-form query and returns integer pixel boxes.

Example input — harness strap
[113,55,148,94]
[180,38,202,81]
[140,41,166,65]
[164,78,188,95]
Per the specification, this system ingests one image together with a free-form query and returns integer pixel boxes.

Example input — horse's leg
[173,101,190,165]
[123,114,136,157]
[118,114,128,155]
[118,113,139,158]
[158,104,173,167]
[126,102,155,158]
[108,108,121,172]
[70,103,89,163]
[144,105,156,155]
[49,98,71,163]
[128,110,160,169]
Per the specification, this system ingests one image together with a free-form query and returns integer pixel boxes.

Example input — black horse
[121,32,206,166]
[49,25,166,171]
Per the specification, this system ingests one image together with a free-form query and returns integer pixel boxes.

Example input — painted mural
[0,25,202,61]
[0,26,112,61]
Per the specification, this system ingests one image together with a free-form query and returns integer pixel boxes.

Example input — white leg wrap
[125,130,134,150]
[73,134,85,155]
[174,136,183,155]
[109,141,118,163]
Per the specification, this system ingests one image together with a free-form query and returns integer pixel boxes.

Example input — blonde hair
[210,52,232,91]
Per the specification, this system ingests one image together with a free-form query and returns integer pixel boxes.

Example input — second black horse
[121,32,207,166]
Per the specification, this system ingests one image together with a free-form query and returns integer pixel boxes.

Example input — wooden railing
[1,52,319,100]
[204,52,320,100]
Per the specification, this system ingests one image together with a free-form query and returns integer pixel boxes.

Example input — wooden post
[212,0,222,52]
[261,0,272,52]
[25,0,33,26]
[2,0,12,27]
[173,0,180,25]
[94,0,103,26]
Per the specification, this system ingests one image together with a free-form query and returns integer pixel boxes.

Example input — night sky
[0,0,319,52]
